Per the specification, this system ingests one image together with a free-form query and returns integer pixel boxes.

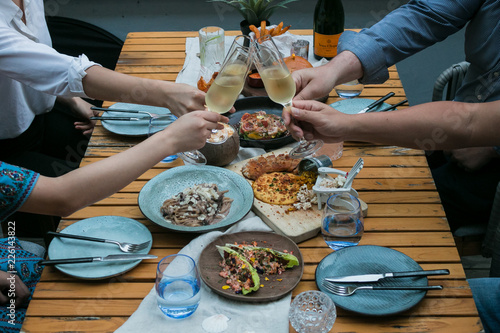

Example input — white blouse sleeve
[0,27,101,98]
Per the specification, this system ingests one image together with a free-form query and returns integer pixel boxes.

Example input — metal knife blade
[90,116,144,121]
[357,92,395,113]
[325,269,450,283]
[39,254,157,265]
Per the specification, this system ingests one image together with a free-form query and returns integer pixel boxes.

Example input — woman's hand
[0,271,30,307]
[162,83,207,117]
[57,96,97,136]
[161,111,228,153]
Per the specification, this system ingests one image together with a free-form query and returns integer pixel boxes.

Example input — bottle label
[314,32,342,58]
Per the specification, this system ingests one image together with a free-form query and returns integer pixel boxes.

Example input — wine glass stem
[283,101,306,142]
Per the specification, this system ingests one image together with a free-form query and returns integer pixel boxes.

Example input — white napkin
[176,34,328,88]
[115,214,291,333]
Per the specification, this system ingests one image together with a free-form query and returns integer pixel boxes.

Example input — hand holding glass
[155,254,201,319]
[178,35,252,164]
[253,35,323,158]
[148,115,178,163]
[321,193,364,251]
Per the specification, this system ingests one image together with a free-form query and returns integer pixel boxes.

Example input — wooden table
[22,30,482,332]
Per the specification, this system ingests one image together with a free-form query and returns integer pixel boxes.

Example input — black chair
[45,16,124,106]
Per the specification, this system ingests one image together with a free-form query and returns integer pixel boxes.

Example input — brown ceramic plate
[199,231,303,302]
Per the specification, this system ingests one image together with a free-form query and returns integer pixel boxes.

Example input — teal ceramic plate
[47,216,153,279]
[330,98,393,115]
[101,102,173,136]
[138,165,253,233]
[316,245,428,316]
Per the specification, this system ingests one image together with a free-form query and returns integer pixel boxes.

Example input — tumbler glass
[321,193,364,251]
[155,254,201,319]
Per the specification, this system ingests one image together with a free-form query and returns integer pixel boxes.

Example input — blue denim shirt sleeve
[338,0,483,84]
[0,161,39,223]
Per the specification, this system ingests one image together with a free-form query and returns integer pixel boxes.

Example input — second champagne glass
[253,35,323,159]
[178,35,253,165]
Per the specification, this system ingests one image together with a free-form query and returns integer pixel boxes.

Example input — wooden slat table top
[22,30,482,332]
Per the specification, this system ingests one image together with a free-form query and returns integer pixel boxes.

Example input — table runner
[115,213,291,333]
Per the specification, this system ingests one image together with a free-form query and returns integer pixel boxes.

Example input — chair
[45,16,124,106]
[432,61,470,102]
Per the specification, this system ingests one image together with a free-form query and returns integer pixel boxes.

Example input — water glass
[155,254,201,319]
[199,26,225,74]
[334,79,364,99]
[289,290,336,333]
[314,142,344,161]
[321,193,364,251]
[148,116,178,163]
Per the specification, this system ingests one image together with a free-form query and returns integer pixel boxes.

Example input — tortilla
[252,172,302,205]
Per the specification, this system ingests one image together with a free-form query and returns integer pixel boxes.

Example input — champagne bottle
[313,0,345,60]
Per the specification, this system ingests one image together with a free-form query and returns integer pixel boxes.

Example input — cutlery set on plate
[90,106,175,121]
[322,269,449,297]
[40,231,156,265]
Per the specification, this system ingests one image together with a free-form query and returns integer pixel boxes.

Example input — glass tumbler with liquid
[321,193,364,251]
[155,254,201,319]
[334,79,364,98]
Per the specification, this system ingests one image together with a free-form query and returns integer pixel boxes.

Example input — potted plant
[208,0,298,34]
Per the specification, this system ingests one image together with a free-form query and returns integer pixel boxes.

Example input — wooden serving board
[226,148,367,244]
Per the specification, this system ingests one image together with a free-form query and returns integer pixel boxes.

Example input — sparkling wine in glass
[253,35,323,158]
[178,35,253,165]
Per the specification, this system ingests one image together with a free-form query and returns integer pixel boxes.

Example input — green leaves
[208,0,299,26]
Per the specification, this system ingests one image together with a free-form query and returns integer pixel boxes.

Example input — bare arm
[19,111,226,217]
[82,66,206,117]
[289,100,500,149]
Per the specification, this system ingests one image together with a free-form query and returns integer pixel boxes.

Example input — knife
[39,254,157,265]
[90,116,144,121]
[357,92,395,113]
[325,269,450,283]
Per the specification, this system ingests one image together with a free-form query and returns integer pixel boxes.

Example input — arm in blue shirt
[338,0,482,84]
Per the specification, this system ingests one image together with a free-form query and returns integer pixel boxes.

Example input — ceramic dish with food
[228,97,295,150]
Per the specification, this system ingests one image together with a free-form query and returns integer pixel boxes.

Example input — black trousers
[429,151,500,233]
[0,101,90,238]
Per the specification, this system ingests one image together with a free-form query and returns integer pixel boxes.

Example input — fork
[343,158,364,189]
[47,231,151,253]
[321,280,442,296]
[91,106,164,119]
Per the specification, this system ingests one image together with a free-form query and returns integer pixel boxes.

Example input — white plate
[100,103,173,136]
[138,165,253,233]
[47,216,153,279]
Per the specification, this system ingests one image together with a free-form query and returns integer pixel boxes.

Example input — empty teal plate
[138,165,254,233]
[316,245,428,316]
[330,98,392,115]
[101,102,173,136]
[47,216,153,279]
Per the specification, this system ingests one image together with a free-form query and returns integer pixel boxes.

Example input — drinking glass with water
[155,254,201,319]
[321,193,364,251]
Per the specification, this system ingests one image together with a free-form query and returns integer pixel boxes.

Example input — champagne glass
[253,35,323,159]
[178,35,253,165]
